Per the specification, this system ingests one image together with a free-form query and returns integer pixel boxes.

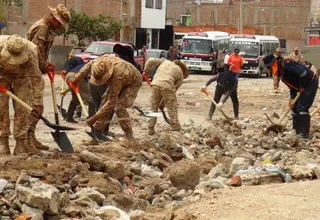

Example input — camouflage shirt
[144,58,184,93]
[288,52,304,63]
[27,16,54,74]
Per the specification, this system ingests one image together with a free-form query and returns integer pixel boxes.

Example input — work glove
[31,105,43,118]
[216,102,223,109]
[86,114,98,127]
[201,85,207,91]
[47,63,55,72]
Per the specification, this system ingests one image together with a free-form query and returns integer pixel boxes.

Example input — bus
[180,31,230,74]
[229,35,280,77]
[302,26,320,69]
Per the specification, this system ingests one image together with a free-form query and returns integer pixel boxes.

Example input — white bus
[229,35,280,77]
[180,31,231,73]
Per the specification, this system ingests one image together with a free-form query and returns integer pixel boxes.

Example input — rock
[238,172,283,186]
[0,179,8,193]
[21,203,44,219]
[63,204,80,217]
[105,194,149,212]
[312,166,320,179]
[286,165,314,180]
[206,164,227,179]
[230,175,242,187]
[16,172,31,186]
[168,160,200,190]
[104,160,125,180]
[16,180,60,214]
[229,157,253,175]
[271,151,283,162]
[28,171,45,178]
[172,189,192,200]
[196,180,225,190]
[76,188,106,206]
[4,183,14,190]
[79,150,105,172]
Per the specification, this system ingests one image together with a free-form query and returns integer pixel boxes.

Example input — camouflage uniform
[76,56,142,138]
[0,35,43,155]
[26,4,70,149]
[144,58,189,134]
[288,52,304,63]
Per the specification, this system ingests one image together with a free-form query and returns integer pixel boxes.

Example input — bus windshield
[229,41,259,58]
[182,39,213,54]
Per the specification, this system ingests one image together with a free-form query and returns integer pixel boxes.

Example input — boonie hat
[48,4,71,30]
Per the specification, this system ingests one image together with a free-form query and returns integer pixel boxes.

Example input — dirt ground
[2,73,320,219]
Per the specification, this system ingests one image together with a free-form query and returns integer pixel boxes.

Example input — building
[166,0,311,52]
[1,0,167,49]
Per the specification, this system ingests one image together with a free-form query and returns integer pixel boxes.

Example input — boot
[88,103,96,117]
[28,131,49,151]
[66,102,78,123]
[0,138,10,155]
[148,127,155,135]
[125,130,134,138]
[13,138,27,155]
[206,103,215,120]
[297,115,311,139]
[233,101,239,119]
[292,115,299,135]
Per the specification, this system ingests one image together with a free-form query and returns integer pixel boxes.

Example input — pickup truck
[76,41,144,72]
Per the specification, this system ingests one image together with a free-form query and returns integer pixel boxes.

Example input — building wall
[167,0,311,51]
[141,0,166,29]
[3,0,141,44]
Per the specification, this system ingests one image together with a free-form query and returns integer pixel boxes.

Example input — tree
[55,9,122,46]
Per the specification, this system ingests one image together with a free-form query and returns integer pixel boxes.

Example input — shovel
[265,92,301,134]
[59,73,68,119]
[0,84,76,131]
[47,69,74,153]
[133,105,162,118]
[68,81,110,142]
[201,88,233,121]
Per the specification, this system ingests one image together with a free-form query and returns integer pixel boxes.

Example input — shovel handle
[277,92,301,124]
[311,106,320,117]
[76,93,89,117]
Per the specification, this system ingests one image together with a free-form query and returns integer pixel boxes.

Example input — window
[155,0,162,9]
[145,0,153,8]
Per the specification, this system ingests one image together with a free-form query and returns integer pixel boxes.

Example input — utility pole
[239,0,243,34]
[120,0,124,42]
[63,0,67,45]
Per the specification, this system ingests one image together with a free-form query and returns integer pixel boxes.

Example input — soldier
[61,56,95,123]
[27,4,70,150]
[70,56,142,139]
[143,58,189,135]
[270,48,283,93]
[0,35,44,155]
[263,54,318,139]
[289,47,304,63]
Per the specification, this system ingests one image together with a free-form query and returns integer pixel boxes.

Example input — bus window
[264,43,270,54]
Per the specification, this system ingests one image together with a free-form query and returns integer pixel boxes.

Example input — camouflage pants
[148,85,181,130]
[95,81,142,133]
[273,74,280,90]
[28,72,45,132]
[0,76,32,139]
[66,72,93,105]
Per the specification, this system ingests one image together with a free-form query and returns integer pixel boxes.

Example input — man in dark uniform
[263,54,318,139]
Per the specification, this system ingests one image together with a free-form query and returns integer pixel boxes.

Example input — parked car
[76,41,144,72]
[145,49,167,59]
[68,46,86,59]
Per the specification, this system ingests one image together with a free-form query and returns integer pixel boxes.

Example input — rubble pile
[0,117,320,219]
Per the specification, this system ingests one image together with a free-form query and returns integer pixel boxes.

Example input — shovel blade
[145,112,162,117]
[41,116,77,131]
[51,131,73,153]
[56,104,67,119]
[86,127,110,142]
[265,124,285,134]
